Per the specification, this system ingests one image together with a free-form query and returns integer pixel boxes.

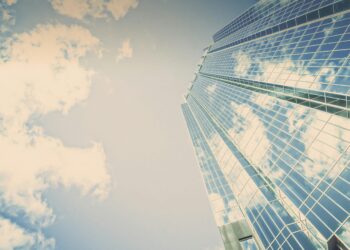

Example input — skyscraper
[182,0,350,249]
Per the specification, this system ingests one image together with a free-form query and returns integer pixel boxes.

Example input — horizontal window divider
[199,72,350,119]
[209,1,350,54]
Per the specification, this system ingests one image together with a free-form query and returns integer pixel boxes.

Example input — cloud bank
[51,0,139,20]
[0,24,111,249]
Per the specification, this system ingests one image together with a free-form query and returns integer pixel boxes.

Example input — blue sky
[0,0,255,249]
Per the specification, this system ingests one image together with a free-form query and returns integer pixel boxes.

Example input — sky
[0,0,255,249]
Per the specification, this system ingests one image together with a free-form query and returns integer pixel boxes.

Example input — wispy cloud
[51,0,139,20]
[116,38,133,62]
[0,23,111,248]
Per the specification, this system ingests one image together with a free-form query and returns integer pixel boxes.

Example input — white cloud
[209,193,225,212]
[251,94,276,111]
[51,0,138,20]
[0,23,111,247]
[0,24,101,122]
[107,0,139,20]
[338,220,350,248]
[4,0,17,6]
[232,51,251,76]
[206,84,217,95]
[227,100,278,179]
[286,105,309,134]
[50,0,90,20]
[301,113,349,182]
[229,42,338,92]
[316,66,337,84]
[0,218,34,250]
[116,39,133,62]
[0,217,56,250]
[253,56,339,91]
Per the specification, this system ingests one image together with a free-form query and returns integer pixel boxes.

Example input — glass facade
[182,0,350,249]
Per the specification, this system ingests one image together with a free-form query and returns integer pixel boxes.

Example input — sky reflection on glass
[183,0,350,249]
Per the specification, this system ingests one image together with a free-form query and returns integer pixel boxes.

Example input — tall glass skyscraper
[182,0,350,249]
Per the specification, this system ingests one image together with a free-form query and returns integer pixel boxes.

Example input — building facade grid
[182,0,350,249]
